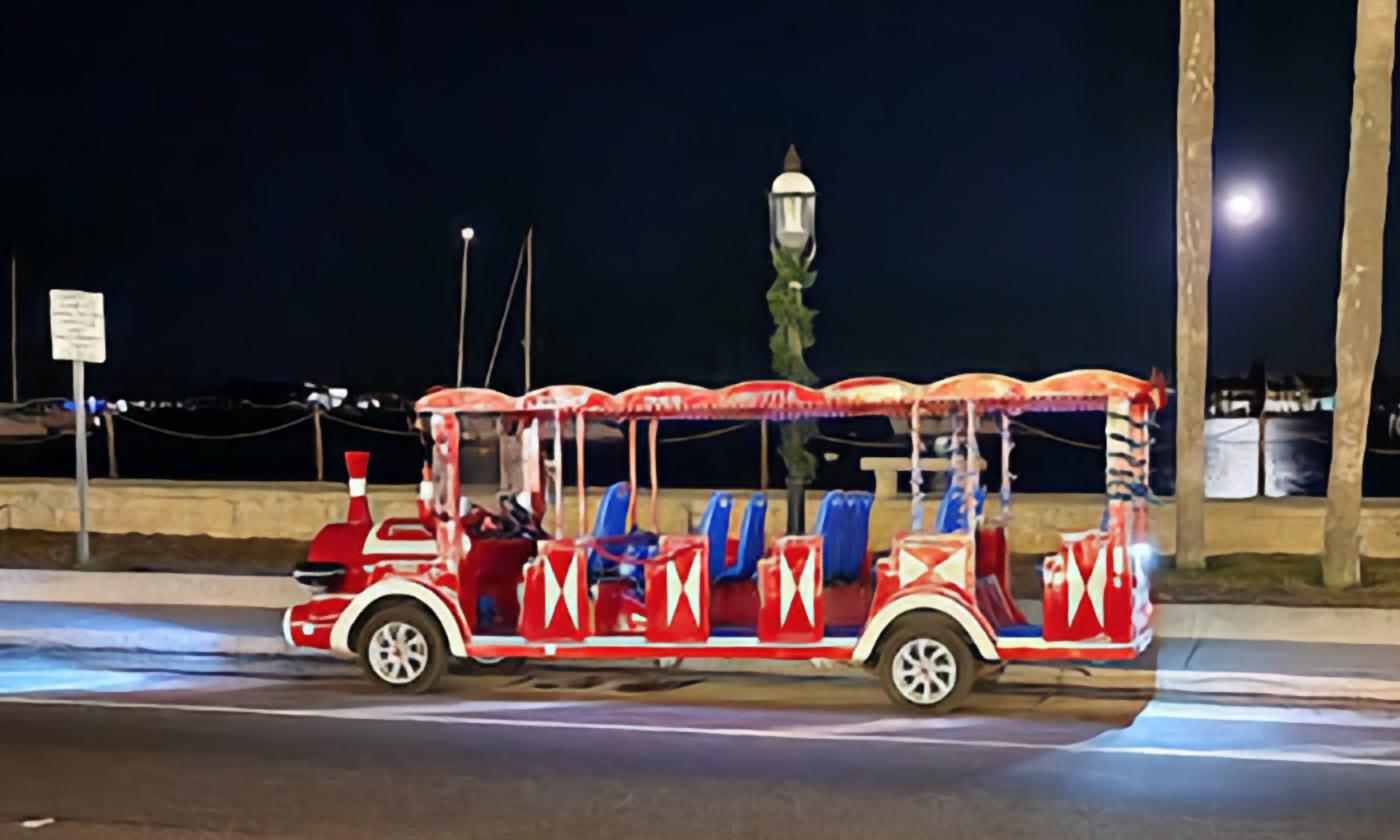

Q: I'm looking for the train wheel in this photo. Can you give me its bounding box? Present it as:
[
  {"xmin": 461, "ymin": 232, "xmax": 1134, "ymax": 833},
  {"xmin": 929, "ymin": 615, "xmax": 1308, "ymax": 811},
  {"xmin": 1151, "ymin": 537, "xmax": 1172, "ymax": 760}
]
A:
[
  {"xmin": 358, "ymin": 605, "xmax": 448, "ymax": 694},
  {"xmin": 877, "ymin": 615, "xmax": 974, "ymax": 714}
]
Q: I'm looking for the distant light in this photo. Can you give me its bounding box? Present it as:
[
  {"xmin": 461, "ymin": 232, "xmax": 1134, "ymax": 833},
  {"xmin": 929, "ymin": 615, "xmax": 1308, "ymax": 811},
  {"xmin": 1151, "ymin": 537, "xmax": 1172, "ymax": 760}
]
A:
[
  {"xmin": 1223, "ymin": 190, "xmax": 1263, "ymax": 226},
  {"xmin": 461, "ymin": 227, "xmax": 475, "ymax": 241},
  {"xmin": 1129, "ymin": 542, "xmax": 1157, "ymax": 573}
]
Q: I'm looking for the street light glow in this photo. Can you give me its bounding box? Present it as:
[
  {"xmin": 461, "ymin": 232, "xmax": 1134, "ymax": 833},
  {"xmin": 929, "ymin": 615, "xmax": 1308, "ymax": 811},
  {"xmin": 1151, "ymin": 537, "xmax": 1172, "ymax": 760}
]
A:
[
  {"xmin": 461, "ymin": 227, "xmax": 475, "ymax": 241},
  {"xmin": 1223, "ymin": 190, "xmax": 1263, "ymax": 226}
]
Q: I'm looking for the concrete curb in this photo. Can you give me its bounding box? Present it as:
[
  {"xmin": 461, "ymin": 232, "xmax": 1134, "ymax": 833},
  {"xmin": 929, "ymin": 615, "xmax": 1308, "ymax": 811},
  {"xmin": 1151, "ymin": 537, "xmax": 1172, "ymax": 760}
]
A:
[
  {"xmin": 6, "ymin": 570, "xmax": 1398, "ymax": 647},
  {"xmin": 0, "ymin": 626, "xmax": 306, "ymax": 658},
  {"xmin": 0, "ymin": 569, "xmax": 304, "ymax": 609}
]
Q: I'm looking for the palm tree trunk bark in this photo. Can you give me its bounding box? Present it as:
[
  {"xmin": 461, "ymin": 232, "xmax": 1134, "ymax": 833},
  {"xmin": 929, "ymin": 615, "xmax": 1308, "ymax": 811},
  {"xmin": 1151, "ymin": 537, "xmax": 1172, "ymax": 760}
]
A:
[
  {"xmin": 1174, "ymin": 0, "xmax": 1215, "ymax": 570},
  {"xmin": 1324, "ymin": 0, "xmax": 1396, "ymax": 589}
]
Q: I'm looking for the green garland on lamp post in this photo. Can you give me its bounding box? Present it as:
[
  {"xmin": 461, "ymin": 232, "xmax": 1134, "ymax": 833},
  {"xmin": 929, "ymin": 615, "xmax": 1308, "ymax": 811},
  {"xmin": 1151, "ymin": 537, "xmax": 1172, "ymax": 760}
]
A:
[
  {"xmin": 767, "ymin": 246, "xmax": 818, "ymax": 488},
  {"xmin": 766, "ymin": 145, "xmax": 819, "ymax": 533}
]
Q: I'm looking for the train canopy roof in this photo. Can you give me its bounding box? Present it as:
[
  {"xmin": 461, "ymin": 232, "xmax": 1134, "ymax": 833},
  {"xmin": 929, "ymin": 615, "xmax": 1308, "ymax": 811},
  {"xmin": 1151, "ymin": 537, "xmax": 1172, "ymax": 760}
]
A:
[{"xmin": 415, "ymin": 369, "xmax": 1167, "ymax": 420}]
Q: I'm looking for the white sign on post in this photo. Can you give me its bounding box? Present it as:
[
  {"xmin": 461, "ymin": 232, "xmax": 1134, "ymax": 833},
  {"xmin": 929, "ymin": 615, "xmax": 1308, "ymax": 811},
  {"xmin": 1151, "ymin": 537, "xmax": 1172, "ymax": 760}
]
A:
[
  {"xmin": 49, "ymin": 289, "xmax": 106, "ymax": 568},
  {"xmin": 50, "ymin": 290, "xmax": 106, "ymax": 363}
]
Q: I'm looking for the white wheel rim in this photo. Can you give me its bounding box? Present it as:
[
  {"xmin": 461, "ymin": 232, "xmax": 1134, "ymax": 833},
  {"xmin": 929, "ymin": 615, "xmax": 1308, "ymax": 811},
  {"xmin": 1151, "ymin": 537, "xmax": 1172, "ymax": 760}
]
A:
[
  {"xmin": 368, "ymin": 622, "xmax": 430, "ymax": 685},
  {"xmin": 891, "ymin": 638, "xmax": 957, "ymax": 706},
  {"xmin": 471, "ymin": 655, "xmax": 505, "ymax": 666}
]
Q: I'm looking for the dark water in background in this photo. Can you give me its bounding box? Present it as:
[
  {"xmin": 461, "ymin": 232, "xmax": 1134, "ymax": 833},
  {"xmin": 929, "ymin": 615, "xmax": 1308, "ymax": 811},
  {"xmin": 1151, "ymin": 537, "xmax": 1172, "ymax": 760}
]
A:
[{"xmin": 1, "ymin": 404, "xmax": 1392, "ymax": 497}]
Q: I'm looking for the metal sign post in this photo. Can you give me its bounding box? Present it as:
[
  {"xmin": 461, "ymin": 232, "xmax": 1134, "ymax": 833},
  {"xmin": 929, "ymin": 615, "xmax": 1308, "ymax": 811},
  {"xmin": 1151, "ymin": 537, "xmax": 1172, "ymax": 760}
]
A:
[{"xmin": 49, "ymin": 290, "xmax": 106, "ymax": 568}]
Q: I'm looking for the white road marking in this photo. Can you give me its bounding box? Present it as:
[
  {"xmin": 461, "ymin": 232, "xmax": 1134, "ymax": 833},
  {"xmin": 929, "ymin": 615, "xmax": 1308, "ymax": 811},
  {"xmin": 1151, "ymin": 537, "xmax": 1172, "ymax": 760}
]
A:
[
  {"xmin": 781, "ymin": 717, "xmax": 982, "ymax": 736},
  {"xmin": 326, "ymin": 699, "xmax": 595, "ymax": 718},
  {"xmin": 1138, "ymin": 700, "xmax": 1400, "ymax": 730},
  {"xmin": 5, "ymin": 694, "xmax": 1400, "ymax": 770}
]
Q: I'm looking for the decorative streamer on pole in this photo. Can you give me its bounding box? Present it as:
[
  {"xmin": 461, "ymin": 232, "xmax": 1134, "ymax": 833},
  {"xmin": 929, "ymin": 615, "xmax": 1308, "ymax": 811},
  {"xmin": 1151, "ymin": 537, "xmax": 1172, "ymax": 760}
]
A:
[
  {"xmin": 964, "ymin": 401, "xmax": 981, "ymax": 534},
  {"xmin": 1000, "ymin": 412, "xmax": 1014, "ymax": 519},
  {"xmin": 909, "ymin": 402, "xmax": 924, "ymax": 532},
  {"xmin": 552, "ymin": 409, "xmax": 563, "ymax": 538},
  {"xmin": 626, "ymin": 419, "xmax": 638, "ymax": 531},
  {"xmin": 648, "ymin": 418, "xmax": 659, "ymax": 532},
  {"xmin": 575, "ymin": 413, "xmax": 586, "ymax": 537}
]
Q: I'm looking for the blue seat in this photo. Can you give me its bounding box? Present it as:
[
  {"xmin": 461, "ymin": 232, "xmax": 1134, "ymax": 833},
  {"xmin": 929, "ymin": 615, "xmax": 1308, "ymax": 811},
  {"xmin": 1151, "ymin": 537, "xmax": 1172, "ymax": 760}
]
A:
[
  {"xmin": 698, "ymin": 491, "xmax": 734, "ymax": 583},
  {"xmin": 587, "ymin": 482, "xmax": 633, "ymax": 579},
  {"xmin": 845, "ymin": 491, "xmax": 874, "ymax": 582},
  {"xmin": 830, "ymin": 493, "xmax": 857, "ymax": 584},
  {"xmin": 812, "ymin": 490, "xmax": 847, "ymax": 585},
  {"xmin": 935, "ymin": 480, "xmax": 986, "ymax": 534},
  {"xmin": 717, "ymin": 493, "xmax": 766, "ymax": 583}
]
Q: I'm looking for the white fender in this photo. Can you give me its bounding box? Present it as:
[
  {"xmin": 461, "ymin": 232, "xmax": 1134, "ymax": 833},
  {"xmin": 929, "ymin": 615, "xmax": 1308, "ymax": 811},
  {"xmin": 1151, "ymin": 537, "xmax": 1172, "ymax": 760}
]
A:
[
  {"xmin": 330, "ymin": 578, "xmax": 469, "ymax": 658},
  {"xmin": 852, "ymin": 593, "xmax": 999, "ymax": 663}
]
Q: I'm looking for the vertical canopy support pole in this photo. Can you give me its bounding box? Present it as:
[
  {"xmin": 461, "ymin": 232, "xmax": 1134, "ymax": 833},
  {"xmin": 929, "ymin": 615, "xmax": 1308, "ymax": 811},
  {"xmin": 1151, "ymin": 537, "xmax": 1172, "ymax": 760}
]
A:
[
  {"xmin": 552, "ymin": 410, "xmax": 564, "ymax": 539},
  {"xmin": 964, "ymin": 401, "xmax": 982, "ymax": 536},
  {"xmin": 909, "ymin": 402, "xmax": 924, "ymax": 532},
  {"xmin": 999, "ymin": 412, "xmax": 1014, "ymax": 520},
  {"xmin": 575, "ymin": 413, "xmax": 587, "ymax": 538},
  {"xmin": 430, "ymin": 412, "xmax": 463, "ymax": 565},
  {"xmin": 760, "ymin": 419, "xmax": 769, "ymax": 490},
  {"xmin": 1104, "ymin": 397, "xmax": 1132, "ymax": 538},
  {"xmin": 1131, "ymin": 401, "xmax": 1152, "ymax": 544},
  {"xmin": 648, "ymin": 419, "xmax": 660, "ymax": 532},
  {"xmin": 626, "ymin": 419, "xmax": 638, "ymax": 532}
]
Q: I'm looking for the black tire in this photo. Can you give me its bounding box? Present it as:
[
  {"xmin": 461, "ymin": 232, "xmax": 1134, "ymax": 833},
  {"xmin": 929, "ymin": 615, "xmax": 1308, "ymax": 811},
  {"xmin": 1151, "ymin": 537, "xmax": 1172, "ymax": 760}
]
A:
[
  {"xmin": 356, "ymin": 604, "xmax": 448, "ymax": 694},
  {"xmin": 461, "ymin": 656, "xmax": 526, "ymax": 676},
  {"xmin": 876, "ymin": 614, "xmax": 975, "ymax": 714}
]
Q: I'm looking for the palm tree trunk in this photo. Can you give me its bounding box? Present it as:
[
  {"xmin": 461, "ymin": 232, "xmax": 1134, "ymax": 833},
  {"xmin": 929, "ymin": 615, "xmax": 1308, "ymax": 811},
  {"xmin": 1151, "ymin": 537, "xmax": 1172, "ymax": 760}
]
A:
[
  {"xmin": 1324, "ymin": 0, "xmax": 1397, "ymax": 589},
  {"xmin": 1174, "ymin": 0, "xmax": 1215, "ymax": 570}
]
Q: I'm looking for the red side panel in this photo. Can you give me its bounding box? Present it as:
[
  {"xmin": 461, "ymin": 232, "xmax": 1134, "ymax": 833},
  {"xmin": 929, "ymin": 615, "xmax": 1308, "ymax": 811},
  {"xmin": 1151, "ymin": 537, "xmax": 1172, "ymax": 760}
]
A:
[
  {"xmin": 466, "ymin": 537, "xmax": 535, "ymax": 632},
  {"xmin": 1043, "ymin": 528, "xmax": 1143, "ymax": 644},
  {"xmin": 869, "ymin": 532, "xmax": 976, "ymax": 619},
  {"xmin": 757, "ymin": 535, "xmax": 823, "ymax": 643},
  {"xmin": 594, "ymin": 579, "xmax": 647, "ymax": 634},
  {"xmin": 1044, "ymin": 532, "xmax": 1105, "ymax": 641},
  {"xmin": 974, "ymin": 527, "xmax": 1026, "ymax": 626},
  {"xmin": 517, "ymin": 539, "xmax": 592, "ymax": 641},
  {"xmin": 644, "ymin": 535, "xmax": 710, "ymax": 642},
  {"xmin": 1101, "ymin": 541, "xmax": 1137, "ymax": 643}
]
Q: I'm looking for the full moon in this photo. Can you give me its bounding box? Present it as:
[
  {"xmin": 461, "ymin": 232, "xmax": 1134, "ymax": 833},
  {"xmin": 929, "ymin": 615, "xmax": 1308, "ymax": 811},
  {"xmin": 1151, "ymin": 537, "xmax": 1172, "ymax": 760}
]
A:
[{"xmin": 1223, "ymin": 190, "xmax": 1263, "ymax": 226}]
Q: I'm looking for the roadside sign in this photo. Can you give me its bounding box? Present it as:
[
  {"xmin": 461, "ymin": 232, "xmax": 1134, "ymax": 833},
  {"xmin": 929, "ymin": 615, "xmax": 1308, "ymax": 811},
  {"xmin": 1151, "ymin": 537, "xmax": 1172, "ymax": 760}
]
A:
[
  {"xmin": 49, "ymin": 289, "xmax": 106, "ymax": 568},
  {"xmin": 49, "ymin": 289, "xmax": 106, "ymax": 364}
]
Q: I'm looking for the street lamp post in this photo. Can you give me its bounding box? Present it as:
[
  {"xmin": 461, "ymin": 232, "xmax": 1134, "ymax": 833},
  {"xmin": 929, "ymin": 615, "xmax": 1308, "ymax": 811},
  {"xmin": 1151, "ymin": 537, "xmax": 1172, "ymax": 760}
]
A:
[
  {"xmin": 767, "ymin": 145, "xmax": 819, "ymax": 533},
  {"xmin": 456, "ymin": 227, "xmax": 475, "ymax": 388}
]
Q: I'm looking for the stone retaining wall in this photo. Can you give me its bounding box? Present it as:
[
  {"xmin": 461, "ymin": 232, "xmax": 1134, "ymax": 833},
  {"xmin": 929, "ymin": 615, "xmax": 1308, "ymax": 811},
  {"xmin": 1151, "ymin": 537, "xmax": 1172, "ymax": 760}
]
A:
[{"xmin": 4, "ymin": 477, "xmax": 1399, "ymax": 557}]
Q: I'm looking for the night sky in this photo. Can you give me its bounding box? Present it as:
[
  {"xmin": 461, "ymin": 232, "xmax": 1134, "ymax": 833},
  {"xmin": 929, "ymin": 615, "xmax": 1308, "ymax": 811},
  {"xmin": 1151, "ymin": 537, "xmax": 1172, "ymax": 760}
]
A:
[{"xmin": 1, "ymin": 2, "xmax": 1388, "ymax": 401}]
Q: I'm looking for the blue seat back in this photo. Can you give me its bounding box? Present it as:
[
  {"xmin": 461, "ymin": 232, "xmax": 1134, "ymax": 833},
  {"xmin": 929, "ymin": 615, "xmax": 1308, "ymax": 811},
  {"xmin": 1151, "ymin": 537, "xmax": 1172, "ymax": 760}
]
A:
[
  {"xmin": 845, "ymin": 491, "xmax": 874, "ymax": 582},
  {"xmin": 698, "ymin": 491, "xmax": 734, "ymax": 582},
  {"xmin": 720, "ymin": 493, "xmax": 767, "ymax": 583},
  {"xmin": 587, "ymin": 482, "xmax": 632, "ymax": 578},
  {"xmin": 935, "ymin": 481, "xmax": 985, "ymax": 534},
  {"xmin": 812, "ymin": 490, "xmax": 846, "ymax": 584}
]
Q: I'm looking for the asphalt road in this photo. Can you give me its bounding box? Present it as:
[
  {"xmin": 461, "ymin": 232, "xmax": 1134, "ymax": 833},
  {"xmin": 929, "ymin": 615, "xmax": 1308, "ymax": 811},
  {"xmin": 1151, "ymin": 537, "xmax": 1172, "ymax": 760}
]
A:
[{"xmin": 3, "ymin": 651, "xmax": 1400, "ymax": 839}]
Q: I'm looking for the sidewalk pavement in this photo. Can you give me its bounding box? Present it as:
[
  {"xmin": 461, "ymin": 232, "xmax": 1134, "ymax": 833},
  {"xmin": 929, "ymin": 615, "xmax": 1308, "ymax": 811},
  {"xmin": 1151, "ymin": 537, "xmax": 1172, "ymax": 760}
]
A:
[{"xmin": 2, "ymin": 601, "xmax": 1399, "ymax": 704}]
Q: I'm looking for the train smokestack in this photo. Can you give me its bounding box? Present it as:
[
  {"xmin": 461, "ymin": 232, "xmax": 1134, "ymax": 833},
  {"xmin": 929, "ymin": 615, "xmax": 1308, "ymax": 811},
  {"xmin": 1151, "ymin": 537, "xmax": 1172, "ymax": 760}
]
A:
[{"xmin": 345, "ymin": 451, "xmax": 372, "ymax": 524}]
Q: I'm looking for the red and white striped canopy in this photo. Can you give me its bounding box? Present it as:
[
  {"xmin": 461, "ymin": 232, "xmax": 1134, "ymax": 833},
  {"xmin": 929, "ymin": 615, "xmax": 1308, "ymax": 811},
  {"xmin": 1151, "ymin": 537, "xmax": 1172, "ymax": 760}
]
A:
[{"xmin": 415, "ymin": 369, "xmax": 1166, "ymax": 419}]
